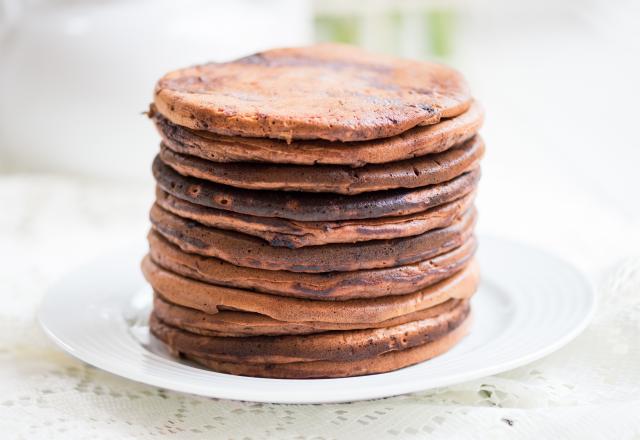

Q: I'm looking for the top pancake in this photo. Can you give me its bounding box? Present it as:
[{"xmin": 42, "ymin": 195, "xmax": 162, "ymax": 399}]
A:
[{"xmin": 153, "ymin": 44, "xmax": 472, "ymax": 142}]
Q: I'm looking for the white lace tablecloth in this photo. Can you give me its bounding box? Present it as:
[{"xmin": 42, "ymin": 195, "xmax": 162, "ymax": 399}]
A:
[{"xmin": 1, "ymin": 172, "xmax": 639, "ymax": 439}]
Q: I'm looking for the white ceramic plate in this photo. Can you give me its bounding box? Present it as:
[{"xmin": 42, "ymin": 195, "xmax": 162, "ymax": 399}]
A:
[{"xmin": 39, "ymin": 236, "xmax": 595, "ymax": 404}]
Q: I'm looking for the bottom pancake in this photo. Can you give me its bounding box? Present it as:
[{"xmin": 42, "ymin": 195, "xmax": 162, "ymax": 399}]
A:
[
  {"xmin": 152, "ymin": 312, "xmax": 472, "ymax": 379},
  {"xmin": 149, "ymin": 299, "xmax": 470, "ymax": 364}
]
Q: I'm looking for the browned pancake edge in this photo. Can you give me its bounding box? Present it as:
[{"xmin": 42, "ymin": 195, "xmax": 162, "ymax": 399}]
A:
[
  {"xmin": 158, "ymin": 136, "xmax": 484, "ymax": 194},
  {"xmin": 147, "ymin": 231, "xmax": 477, "ymax": 300},
  {"xmin": 152, "ymin": 311, "xmax": 472, "ymax": 378},
  {"xmin": 149, "ymin": 299, "xmax": 470, "ymax": 363},
  {"xmin": 153, "ymin": 155, "xmax": 480, "ymax": 221},
  {"xmin": 155, "ymin": 188, "xmax": 475, "ymax": 248},
  {"xmin": 149, "ymin": 205, "xmax": 476, "ymax": 272},
  {"xmin": 152, "ymin": 101, "xmax": 483, "ymax": 167},
  {"xmin": 141, "ymin": 257, "xmax": 479, "ymax": 324}
]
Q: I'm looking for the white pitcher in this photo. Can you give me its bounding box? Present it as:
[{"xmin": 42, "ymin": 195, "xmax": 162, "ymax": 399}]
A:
[{"xmin": 0, "ymin": 0, "xmax": 311, "ymax": 179}]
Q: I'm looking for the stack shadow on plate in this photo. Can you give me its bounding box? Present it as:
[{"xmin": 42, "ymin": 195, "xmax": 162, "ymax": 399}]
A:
[{"xmin": 142, "ymin": 44, "xmax": 484, "ymax": 378}]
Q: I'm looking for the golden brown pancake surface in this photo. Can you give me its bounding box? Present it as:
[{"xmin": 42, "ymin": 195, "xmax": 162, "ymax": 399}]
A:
[
  {"xmin": 154, "ymin": 44, "xmax": 471, "ymax": 142},
  {"xmin": 152, "ymin": 101, "xmax": 483, "ymax": 166}
]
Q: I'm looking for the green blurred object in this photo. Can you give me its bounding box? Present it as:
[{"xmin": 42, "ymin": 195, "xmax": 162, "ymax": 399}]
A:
[
  {"xmin": 426, "ymin": 9, "xmax": 455, "ymax": 58},
  {"xmin": 313, "ymin": 0, "xmax": 456, "ymax": 60},
  {"xmin": 314, "ymin": 14, "xmax": 359, "ymax": 44}
]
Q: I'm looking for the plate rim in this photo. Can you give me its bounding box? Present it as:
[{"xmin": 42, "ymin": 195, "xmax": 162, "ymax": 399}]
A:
[{"xmin": 38, "ymin": 235, "xmax": 596, "ymax": 404}]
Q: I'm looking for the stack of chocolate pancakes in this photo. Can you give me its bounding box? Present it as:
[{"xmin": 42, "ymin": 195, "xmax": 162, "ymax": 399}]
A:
[{"xmin": 143, "ymin": 44, "xmax": 484, "ymax": 378}]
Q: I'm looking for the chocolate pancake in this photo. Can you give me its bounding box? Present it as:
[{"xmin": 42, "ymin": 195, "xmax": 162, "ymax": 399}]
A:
[
  {"xmin": 148, "ymin": 231, "xmax": 476, "ymax": 300},
  {"xmin": 142, "ymin": 257, "xmax": 479, "ymax": 324},
  {"xmin": 154, "ymin": 44, "xmax": 471, "ymax": 142},
  {"xmin": 152, "ymin": 101, "xmax": 483, "ymax": 167},
  {"xmin": 179, "ymin": 317, "xmax": 470, "ymax": 378},
  {"xmin": 149, "ymin": 299, "xmax": 470, "ymax": 363},
  {"xmin": 159, "ymin": 136, "xmax": 484, "ymax": 194},
  {"xmin": 156, "ymin": 188, "xmax": 475, "ymax": 248},
  {"xmin": 153, "ymin": 156, "xmax": 479, "ymax": 221},
  {"xmin": 149, "ymin": 204, "xmax": 476, "ymax": 272},
  {"xmin": 153, "ymin": 295, "xmax": 471, "ymax": 337}
]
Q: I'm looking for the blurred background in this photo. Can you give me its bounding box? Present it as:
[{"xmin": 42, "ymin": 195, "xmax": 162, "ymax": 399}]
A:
[{"xmin": 1, "ymin": 0, "xmax": 639, "ymax": 271}]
